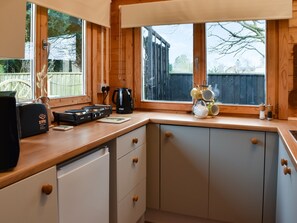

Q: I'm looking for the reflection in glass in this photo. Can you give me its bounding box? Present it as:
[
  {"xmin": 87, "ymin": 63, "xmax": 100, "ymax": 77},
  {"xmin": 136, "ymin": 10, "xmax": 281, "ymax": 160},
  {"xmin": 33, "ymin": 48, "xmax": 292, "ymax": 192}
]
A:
[{"xmin": 47, "ymin": 10, "xmax": 86, "ymax": 98}]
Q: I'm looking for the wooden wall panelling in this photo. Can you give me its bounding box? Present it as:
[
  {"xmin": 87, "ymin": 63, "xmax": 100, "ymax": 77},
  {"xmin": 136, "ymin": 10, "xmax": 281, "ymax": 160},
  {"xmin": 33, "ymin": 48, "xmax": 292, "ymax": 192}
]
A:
[
  {"xmin": 288, "ymin": 1, "xmax": 297, "ymax": 117},
  {"xmin": 104, "ymin": 27, "xmax": 111, "ymax": 104},
  {"xmin": 125, "ymin": 28, "xmax": 134, "ymax": 90},
  {"xmin": 278, "ymin": 20, "xmax": 289, "ymax": 119},
  {"xmin": 266, "ymin": 21, "xmax": 279, "ymax": 119},
  {"xmin": 110, "ymin": 0, "xmax": 125, "ymax": 96},
  {"xmin": 91, "ymin": 24, "xmax": 99, "ymax": 104},
  {"xmin": 134, "ymin": 28, "xmax": 141, "ymax": 106}
]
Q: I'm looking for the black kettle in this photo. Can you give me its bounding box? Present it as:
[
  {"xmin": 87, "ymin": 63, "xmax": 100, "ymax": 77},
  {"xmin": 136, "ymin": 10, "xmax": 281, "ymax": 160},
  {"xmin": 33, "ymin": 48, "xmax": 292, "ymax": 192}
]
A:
[{"xmin": 112, "ymin": 88, "xmax": 134, "ymax": 114}]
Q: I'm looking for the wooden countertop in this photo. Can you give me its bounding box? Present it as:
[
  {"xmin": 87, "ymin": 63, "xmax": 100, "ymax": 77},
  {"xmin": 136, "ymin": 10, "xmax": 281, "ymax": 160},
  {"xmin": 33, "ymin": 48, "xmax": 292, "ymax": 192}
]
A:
[{"xmin": 1, "ymin": 111, "xmax": 297, "ymax": 189}]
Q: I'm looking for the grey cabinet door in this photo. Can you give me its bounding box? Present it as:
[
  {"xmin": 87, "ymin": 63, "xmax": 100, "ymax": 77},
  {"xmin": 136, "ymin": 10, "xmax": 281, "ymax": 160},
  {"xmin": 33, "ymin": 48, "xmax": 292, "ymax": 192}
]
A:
[
  {"xmin": 276, "ymin": 138, "xmax": 297, "ymax": 223},
  {"xmin": 209, "ymin": 129, "xmax": 265, "ymax": 223},
  {"xmin": 160, "ymin": 125, "xmax": 209, "ymax": 218}
]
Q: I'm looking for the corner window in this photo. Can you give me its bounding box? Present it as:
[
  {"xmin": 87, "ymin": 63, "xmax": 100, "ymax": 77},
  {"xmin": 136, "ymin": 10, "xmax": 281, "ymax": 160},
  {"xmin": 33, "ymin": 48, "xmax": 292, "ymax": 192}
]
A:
[
  {"xmin": 206, "ymin": 21, "xmax": 266, "ymax": 105},
  {"xmin": 142, "ymin": 24, "xmax": 193, "ymax": 102}
]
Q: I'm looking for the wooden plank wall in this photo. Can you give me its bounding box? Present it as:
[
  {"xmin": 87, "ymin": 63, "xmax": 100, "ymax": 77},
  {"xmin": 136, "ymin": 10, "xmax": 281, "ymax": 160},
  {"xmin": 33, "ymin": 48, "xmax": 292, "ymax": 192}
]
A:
[
  {"xmin": 288, "ymin": 0, "xmax": 297, "ymax": 117},
  {"xmin": 110, "ymin": 0, "xmax": 297, "ymax": 119}
]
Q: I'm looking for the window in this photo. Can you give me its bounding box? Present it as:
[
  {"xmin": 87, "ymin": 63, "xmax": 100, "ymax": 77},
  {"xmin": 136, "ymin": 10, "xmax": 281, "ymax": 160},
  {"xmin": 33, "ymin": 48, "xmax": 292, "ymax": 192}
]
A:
[
  {"xmin": 47, "ymin": 10, "xmax": 86, "ymax": 98},
  {"xmin": 206, "ymin": 21, "xmax": 266, "ymax": 105},
  {"xmin": 137, "ymin": 20, "xmax": 271, "ymax": 113},
  {"xmin": 0, "ymin": 3, "xmax": 34, "ymax": 102},
  {"xmin": 142, "ymin": 24, "xmax": 193, "ymax": 102},
  {"xmin": 0, "ymin": 3, "xmax": 89, "ymax": 107}
]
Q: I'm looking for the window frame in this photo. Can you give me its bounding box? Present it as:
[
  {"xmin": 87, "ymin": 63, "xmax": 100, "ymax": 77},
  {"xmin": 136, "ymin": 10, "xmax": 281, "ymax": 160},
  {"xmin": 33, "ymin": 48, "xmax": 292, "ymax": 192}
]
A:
[
  {"xmin": 133, "ymin": 21, "xmax": 279, "ymax": 116},
  {"xmin": 35, "ymin": 6, "xmax": 92, "ymax": 108}
]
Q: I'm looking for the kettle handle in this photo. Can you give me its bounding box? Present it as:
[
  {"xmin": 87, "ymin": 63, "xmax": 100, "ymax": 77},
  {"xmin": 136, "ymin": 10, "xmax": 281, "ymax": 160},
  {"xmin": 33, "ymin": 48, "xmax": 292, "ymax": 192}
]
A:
[
  {"xmin": 112, "ymin": 89, "xmax": 118, "ymax": 104},
  {"xmin": 129, "ymin": 90, "xmax": 134, "ymax": 110}
]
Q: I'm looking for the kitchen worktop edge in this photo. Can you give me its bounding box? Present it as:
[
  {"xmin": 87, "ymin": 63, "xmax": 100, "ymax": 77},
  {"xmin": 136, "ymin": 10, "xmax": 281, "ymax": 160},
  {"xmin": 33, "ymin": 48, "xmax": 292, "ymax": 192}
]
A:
[{"xmin": 0, "ymin": 111, "xmax": 296, "ymax": 189}]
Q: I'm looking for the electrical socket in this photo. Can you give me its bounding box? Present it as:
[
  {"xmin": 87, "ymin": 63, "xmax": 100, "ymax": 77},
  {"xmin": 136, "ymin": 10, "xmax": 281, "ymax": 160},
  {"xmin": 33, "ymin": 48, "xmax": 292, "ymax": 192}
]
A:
[
  {"xmin": 98, "ymin": 83, "xmax": 106, "ymax": 93},
  {"xmin": 98, "ymin": 83, "xmax": 109, "ymax": 93}
]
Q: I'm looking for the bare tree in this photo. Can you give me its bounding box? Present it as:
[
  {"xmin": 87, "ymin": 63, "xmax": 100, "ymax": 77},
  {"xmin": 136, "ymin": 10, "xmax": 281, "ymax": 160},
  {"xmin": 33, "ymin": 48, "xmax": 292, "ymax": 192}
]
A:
[{"xmin": 207, "ymin": 21, "xmax": 265, "ymax": 58}]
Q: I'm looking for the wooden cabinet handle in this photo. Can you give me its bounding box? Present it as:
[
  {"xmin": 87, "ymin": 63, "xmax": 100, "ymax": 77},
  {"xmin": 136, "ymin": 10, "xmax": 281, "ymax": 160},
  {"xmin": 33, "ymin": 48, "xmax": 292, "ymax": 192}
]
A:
[
  {"xmin": 132, "ymin": 195, "xmax": 139, "ymax": 202},
  {"xmin": 132, "ymin": 157, "xmax": 139, "ymax": 164},
  {"xmin": 165, "ymin": 131, "xmax": 173, "ymax": 138},
  {"xmin": 283, "ymin": 166, "xmax": 292, "ymax": 175},
  {"xmin": 132, "ymin": 138, "xmax": 138, "ymax": 144},
  {"xmin": 281, "ymin": 158, "xmax": 288, "ymax": 166},
  {"xmin": 41, "ymin": 184, "xmax": 53, "ymax": 195},
  {"xmin": 250, "ymin": 138, "xmax": 258, "ymax": 144}
]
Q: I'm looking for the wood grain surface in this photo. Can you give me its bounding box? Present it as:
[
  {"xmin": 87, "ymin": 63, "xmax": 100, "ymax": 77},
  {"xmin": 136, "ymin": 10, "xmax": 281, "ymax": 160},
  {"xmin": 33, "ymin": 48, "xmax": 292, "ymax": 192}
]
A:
[{"xmin": 1, "ymin": 111, "xmax": 297, "ymax": 189}]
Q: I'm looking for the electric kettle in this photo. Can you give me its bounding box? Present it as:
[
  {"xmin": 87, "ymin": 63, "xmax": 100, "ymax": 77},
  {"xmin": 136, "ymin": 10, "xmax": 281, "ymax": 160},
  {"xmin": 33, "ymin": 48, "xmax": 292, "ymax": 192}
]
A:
[{"xmin": 112, "ymin": 88, "xmax": 134, "ymax": 114}]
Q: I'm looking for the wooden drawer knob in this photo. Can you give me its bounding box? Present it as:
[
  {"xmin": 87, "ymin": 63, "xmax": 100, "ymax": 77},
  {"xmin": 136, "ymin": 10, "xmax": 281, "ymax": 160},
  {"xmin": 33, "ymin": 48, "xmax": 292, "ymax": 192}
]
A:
[
  {"xmin": 132, "ymin": 138, "xmax": 138, "ymax": 144},
  {"xmin": 41, "ymin": 184, "xmax": 53, "ymax": 195},
  {"xmin": 250, "ymin": 138, "xmax": 258, "ymax": 144},
  {"xmin": 165, "ymin": 131, "xmax": 173, "ymax": 138},
  {"xmin": 283, "ymin": 166, "xmax": 291, "ymax": 175},
  {"xmin": 132, "ymin": 195, "xmax": 139, "ymax": 202},
  {"xmin": 281, "ymin": 158, "xmax": 288, "ymax": 166},
  {"xmin": 132, "ymin": 157, "xmax": 139, "ymax": 164}
]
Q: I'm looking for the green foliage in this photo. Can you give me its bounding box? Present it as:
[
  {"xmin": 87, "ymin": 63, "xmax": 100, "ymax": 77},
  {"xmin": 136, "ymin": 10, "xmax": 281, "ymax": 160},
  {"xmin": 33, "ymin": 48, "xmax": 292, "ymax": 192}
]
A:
[
  {"xmin": 172, "ymin": 54, "xmax": 192, "ymax": 73},
  {"xmin": 0, "ymin": 64, "xmax": 4, "ymax": 73}
]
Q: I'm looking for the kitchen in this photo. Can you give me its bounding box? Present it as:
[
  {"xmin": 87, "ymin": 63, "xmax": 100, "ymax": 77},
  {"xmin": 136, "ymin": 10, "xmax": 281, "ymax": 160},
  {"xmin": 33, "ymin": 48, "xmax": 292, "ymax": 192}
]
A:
[{"xmin": 0, "ymin": 0, "xmax": 297, "ymax": 223}]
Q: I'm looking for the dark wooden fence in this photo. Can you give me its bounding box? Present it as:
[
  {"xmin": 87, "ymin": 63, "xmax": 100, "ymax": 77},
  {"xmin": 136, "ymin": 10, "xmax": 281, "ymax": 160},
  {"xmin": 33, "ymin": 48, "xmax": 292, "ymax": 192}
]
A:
[
  {"xmin": 147, "ymin": 72, "xmax": 265, "ymax": 105},
  {"xmin": 143, "ymin": 27, "xmax": 170, "ymax": 101},
  {"xmin": 208, "ymin": 73, "xmax": 265, "ymax": 105}
]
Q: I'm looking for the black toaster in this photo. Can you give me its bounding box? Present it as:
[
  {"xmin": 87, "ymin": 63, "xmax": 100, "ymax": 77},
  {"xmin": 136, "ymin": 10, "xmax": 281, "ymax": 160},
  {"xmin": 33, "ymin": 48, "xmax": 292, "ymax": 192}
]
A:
[{"xmin": 17, "ymin": 103, "xmax": 49, "ymax": 138}]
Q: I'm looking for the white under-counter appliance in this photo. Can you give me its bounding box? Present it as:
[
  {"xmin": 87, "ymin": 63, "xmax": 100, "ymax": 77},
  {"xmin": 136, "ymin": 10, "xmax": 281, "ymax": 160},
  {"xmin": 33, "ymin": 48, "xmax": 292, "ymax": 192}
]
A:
[{"xmin": 57, "ymin": 146, "xmax": 109, "ymax": 223}]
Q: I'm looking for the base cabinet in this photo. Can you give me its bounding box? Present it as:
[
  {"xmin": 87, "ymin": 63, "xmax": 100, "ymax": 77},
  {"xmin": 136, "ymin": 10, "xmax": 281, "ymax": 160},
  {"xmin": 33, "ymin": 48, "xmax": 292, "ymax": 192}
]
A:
[
  {"xmin": 276, "ymin": 138, "xmax": 297, "ymax": 223},
  {"xmin": 111, "ymin": 126, "xmax": 147, "ymax": 223},
  {"xmin": 147, "ymin": 125, "xmax": 277, "ymax": 223},
  {"xmin": 0, "ymin": 167, "xmax": 58, "ymax": 223},
  {"xmin": 209, "ymin": 129, "xmax": 265, "ymax": 223},
  {"xmin": 160, "ymin": 125, "xmax": 209, "ymax": 218}
]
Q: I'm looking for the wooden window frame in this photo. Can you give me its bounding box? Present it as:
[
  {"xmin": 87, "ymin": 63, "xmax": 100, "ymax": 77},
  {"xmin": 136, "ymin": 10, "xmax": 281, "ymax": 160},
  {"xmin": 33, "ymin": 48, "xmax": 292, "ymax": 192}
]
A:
[
  {"xmin": 133, "ymin": 21, "xmax": 279, "ymax": 117},
  {"xmin": 35, "ymin": 6, "xmax": 92, "ymax": 109}
]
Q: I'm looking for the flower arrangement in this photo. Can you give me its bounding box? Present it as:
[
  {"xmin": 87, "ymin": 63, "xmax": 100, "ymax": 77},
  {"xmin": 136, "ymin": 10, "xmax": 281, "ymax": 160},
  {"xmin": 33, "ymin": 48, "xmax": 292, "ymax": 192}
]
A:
[{"xmin": 36, "ymin": 64, "xmax": 48, "ymax": 97}]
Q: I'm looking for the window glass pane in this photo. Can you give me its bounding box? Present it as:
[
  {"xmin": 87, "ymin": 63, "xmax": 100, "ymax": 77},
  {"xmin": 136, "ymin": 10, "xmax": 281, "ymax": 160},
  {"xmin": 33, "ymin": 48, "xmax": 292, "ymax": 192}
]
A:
[
  {"xmin": 0, "ymin": 3, "xmax": 34, "ymax": 102},
  {"xmin": 47, "ymin": 9, "xmax": 85, "ymax": 98},
  {"xmin": 206, "ymin": 21, "xmax": 266, "ymax": 105},
  {"xmin": 142, "ymin": 25, "xmax": 193, "ymax": 102}
]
